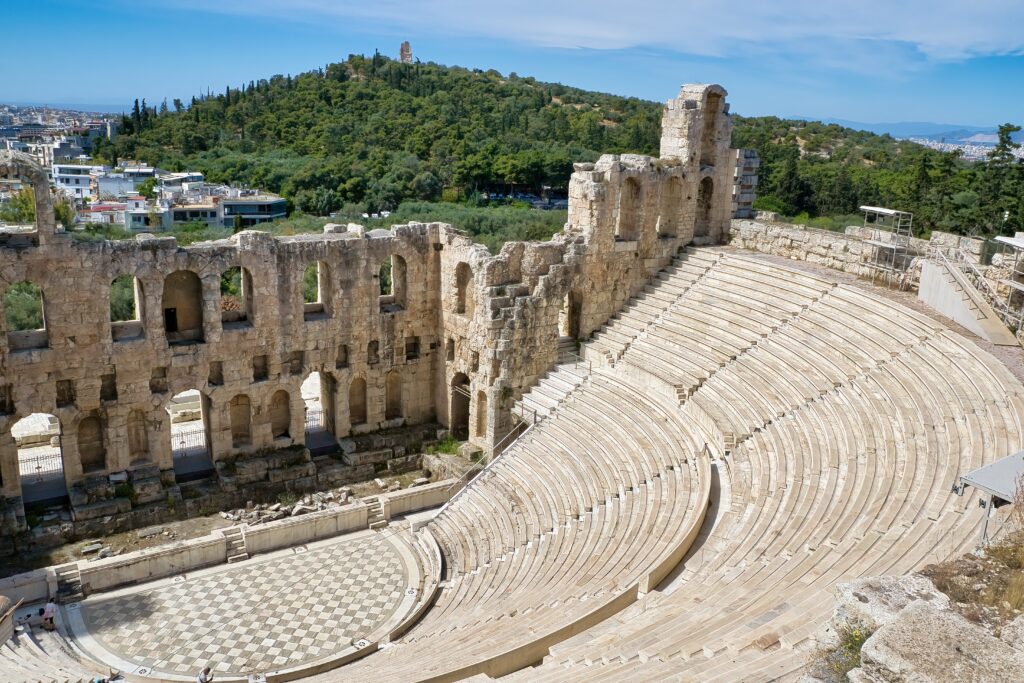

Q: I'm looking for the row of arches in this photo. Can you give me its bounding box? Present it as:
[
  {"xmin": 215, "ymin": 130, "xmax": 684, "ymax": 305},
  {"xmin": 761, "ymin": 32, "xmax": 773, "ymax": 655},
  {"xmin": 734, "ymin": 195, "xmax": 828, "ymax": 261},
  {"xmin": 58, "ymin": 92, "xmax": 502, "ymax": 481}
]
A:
[
  {"xmin": 5, "ymin": 255, "xmax": 475, "ymax": 351},
  {"xmin": 615, "ymin": 175, "xmax": 714, "ymax": 242}
]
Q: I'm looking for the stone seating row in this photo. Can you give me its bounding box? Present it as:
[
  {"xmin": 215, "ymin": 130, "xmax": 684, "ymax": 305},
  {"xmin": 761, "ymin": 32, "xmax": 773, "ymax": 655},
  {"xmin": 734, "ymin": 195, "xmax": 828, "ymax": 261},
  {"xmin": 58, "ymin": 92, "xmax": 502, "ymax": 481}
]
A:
[
  {"xmin": 513, "ymin": 362, "xmax": 588, "ymax": 423},
  {"xmin": 326, "ymin": 369, "xmax": 711, "ymax": 682},
  {"xmin": 498, "ymin": 261, "xmax": 1024, "ymax": 681},
  {"xmin": 0, "ymin": 624, "xmax": 108, "ymax": 683},
  {"xmin": 587, "ymin": 248, "xmax": 722, "ymax": 362},
  {"xmin": 416, "ymin": 372, "xmax": 703, "ymax": 629}
]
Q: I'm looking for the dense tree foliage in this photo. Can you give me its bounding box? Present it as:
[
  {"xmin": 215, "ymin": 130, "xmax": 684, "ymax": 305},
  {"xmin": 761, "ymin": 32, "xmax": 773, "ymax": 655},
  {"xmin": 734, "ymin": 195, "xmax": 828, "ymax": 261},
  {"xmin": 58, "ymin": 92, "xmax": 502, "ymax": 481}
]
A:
[
  {"xmin": 735, "ymin": 117, "xmax": 1024, "ymax": 236},
  {"xmin": 109, "ymin": 275, "xmax": 137, "ymax": 322},
  {"xmin": 0, "ymin": 188, "xmax": 76, "ymax": 229},
  {"xmin": 101, "ymin": 54, "xmax": 1021, "ymax": 238},
  {"xmin": 101, "ymin": 54, "xmax": 658, "ymax": 215},
  {"xmin": 4, "ymin": 282, "xmax": 44, "ymax": 331}
]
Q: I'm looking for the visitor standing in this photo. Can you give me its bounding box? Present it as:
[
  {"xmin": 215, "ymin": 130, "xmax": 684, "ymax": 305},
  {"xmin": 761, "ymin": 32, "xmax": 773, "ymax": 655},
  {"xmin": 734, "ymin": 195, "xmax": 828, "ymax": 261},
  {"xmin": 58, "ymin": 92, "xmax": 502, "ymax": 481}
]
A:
[
  {"xmin": 196, "ymin": 666, "xmax": 214, "ymax": 683},
  {"xmin": 41, "ymin": 599, "xmax": 56, "ymax": 631}
]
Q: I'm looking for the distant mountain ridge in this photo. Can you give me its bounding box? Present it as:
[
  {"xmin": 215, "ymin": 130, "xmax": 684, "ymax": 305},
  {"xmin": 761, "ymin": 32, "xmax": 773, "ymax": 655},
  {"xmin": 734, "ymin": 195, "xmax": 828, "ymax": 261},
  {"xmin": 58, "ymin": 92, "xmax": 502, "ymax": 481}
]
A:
[{"xmin": 808, "ymin": 118, "xmax": 1021, "ymax": 145}]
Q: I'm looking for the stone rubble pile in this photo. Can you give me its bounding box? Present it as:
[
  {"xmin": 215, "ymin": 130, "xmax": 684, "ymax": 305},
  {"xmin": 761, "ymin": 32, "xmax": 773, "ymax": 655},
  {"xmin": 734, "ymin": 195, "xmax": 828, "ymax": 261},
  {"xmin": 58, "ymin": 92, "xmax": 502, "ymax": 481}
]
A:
[{"xmin": 218, "ymin": 488, "xmax": 353, "ymax": 525}]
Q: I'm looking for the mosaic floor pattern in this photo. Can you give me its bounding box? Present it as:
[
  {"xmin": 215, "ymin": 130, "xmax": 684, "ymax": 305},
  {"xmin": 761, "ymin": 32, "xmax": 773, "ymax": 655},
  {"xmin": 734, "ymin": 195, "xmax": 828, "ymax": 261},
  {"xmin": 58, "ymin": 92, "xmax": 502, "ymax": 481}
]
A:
[{"xmin": 78, "ymin": 532, "xmax": 410, "ymax": 676}]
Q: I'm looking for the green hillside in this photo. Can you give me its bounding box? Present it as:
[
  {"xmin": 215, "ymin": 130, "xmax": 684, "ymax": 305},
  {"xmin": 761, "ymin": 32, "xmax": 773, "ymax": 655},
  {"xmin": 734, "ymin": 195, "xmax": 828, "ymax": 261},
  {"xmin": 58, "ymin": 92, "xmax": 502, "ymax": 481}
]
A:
[{"xmin": 96, "ymin": 54, "xmax": 1022, "ymax": 237}]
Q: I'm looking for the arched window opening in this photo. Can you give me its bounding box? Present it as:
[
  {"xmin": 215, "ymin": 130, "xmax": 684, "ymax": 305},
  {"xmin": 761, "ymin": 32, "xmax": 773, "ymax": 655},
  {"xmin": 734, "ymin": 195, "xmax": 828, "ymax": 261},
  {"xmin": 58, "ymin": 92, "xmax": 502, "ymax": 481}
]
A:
[
  {"xmin": 385, "ymin": 370, "xmax": 403, "ymax": 420},
  {"xmin": 270, "ymin": 390, "xmax": 292, "ymax": 440},
  {"xmin": 455, "ymin": 262, "xmax": 474, "ymax": 317},
  {"xmin": 162, "ymin": 270, "xmax": 204, "ymax": 344},
  {"xmin": 450, "ymin": 373, "xmax": 470, "ymax": 440},
  {"xmin": 229, "ymin": 394, "xmax": 252, "ymax": 448},
  {"xmin": 380, "ymin": 254, "xmax": 407, "ymax": 312},
  {"xmin": 13, "ymin": 413, "xmax": 68, "ymax": 508},
  {"xmin": 5, "ymin": 281, "xmax": 47, "ymax": 351},
  {"xmin": 616, "ymin": 177, "xmax": 641, "ymax": 242},
  {"xmin": 168, "ymin": 389, "xmax": 213, "ymax": 481},
  {"xmin": 695, "ymin": 177, "xmax": 714, "ymax": 240},
  {"xmin": 221, "ymin": 266, "xmax": 254, "ymax": 329},
  {"xmin": 474, "ymin": 390, "xmax": 489, "ymax": 440},
  {"xmin": 111, "ymin": 275, "xmax": 144, "ymax": 341},
  {"xmin": 302, "ymin": 371, "xmax": 338, "ymax": 454},
  {"xmin": 303, "ymin": 262, "xmax": 329, "ymax": 320},
  {"xmin": 77, "ymin": 414, "xmax": 107, "ymax": 473},
  {"xmin": 348, "ymin": 378, "xmax": 367, "ymax": 426},
  {"xmin": 659, "ymin": 176, "xmax": 683, "ymax": 238}
]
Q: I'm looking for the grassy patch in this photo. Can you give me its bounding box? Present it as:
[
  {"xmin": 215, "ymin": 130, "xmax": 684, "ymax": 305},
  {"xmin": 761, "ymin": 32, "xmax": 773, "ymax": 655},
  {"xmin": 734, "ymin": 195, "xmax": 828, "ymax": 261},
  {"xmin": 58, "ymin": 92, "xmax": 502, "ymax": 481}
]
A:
[
  {"xmin": 277, "ymin": 491, "xmax": 299, "ymax": 507},
  {"xmin": 922, "ymin": 530, "xmax": 1024, "ymax": 624},
  {"xmin": 808, "ymin": 621, "xmax": 873, "ymax": 682},
  {"xmin": 425, "ymin": 437, "xmax": 462, "ymax": 455}
]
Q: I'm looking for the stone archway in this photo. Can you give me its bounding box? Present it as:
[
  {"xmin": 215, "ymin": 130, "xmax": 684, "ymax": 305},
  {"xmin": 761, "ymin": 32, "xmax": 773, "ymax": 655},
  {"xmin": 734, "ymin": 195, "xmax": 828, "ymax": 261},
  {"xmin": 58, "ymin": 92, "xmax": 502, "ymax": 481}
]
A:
[
  {"xmin": 450, "ymin": 373, "xmax": 470, "ymax": 440},
  {"xmin": 162, "ymin": 271, "xmax": 205, "ymax": 344},
  {"xmin": 12, "ymin": 413, "xmax": 68, "ymax": 507},
  {"xmin": 0, "ymin": 151, "xmax": 57, "ymax": 235}
]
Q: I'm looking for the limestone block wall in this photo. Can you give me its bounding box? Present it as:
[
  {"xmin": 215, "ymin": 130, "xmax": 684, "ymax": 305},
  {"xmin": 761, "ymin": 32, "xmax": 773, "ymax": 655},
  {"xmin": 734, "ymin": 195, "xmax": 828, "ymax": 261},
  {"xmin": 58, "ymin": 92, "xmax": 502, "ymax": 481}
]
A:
[
  {"xmin": 0, "ymin": 222, "xmax": 443, "ymax": 531},
  {"xmin": 0, "ymin": 81, "xmax": 745, "ymax": 537},
  {"xmin": 729, "ymin": 219, "xmax": 874, "ymax": 276},
  {"xmin": 730, "ymin": 218, "xmax": 990, "ymax": 280}
]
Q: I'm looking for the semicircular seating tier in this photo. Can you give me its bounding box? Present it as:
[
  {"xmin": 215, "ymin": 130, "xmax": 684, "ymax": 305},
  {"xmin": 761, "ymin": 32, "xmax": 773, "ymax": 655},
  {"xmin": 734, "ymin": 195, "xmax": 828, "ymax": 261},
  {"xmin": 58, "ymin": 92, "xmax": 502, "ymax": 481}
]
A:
[
  {"xmin": 7, "ymin": 248, "xmax": 1021, "ymax": 683},
  {"xmin": 492, "ymin": 247, "xmax": 1024, "ymax": 682},
  {"xmin": 325, "ymin": 369, "xmax": 713, "ymax": 681},
  {"xmin": 0, "ymin": 623, "xmax": 111, "ymax": 683}
]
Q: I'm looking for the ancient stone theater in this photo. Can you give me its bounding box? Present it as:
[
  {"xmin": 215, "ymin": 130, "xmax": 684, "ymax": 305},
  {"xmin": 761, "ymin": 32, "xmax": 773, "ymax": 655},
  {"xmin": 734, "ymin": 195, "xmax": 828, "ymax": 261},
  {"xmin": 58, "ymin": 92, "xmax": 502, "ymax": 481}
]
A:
[{"xmin": 1, "ymin": 84, "xmax": 1021, "ymax": 682}]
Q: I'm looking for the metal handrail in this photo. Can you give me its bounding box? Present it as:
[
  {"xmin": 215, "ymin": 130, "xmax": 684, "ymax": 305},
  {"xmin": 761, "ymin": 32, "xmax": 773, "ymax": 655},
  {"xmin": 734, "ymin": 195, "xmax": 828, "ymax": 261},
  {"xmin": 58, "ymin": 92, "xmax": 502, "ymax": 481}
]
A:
[
  {"xmin": 557, "ymin": 348, "xmax": 592, "ymax": 374},
  {"xmin": 932, "ymin": 246, "xmax": 1019, "ymax": 329},
  {"xmin": 434, "ymin": 421, "xmax": 535, "ymax": 518},
  {"xmin": 948, "ymin": 248, "xmax": 1011, "ymax": 314}
]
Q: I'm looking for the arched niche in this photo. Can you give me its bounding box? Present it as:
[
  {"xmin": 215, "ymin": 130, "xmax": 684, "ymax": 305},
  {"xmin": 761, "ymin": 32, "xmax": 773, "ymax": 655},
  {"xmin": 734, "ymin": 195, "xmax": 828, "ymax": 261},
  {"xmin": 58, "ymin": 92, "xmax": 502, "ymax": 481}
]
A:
[{"xmin": 162, "ymin": 270, "xmax": 205, "ymax": 344}]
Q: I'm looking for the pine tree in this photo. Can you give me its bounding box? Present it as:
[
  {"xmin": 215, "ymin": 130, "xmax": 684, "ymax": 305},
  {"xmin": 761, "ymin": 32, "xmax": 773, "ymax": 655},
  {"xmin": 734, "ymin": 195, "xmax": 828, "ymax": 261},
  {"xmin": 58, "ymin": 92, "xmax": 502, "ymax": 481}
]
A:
[
  {"xmin": 774, "ymin": 147, "xmax": 808, "ymax": 215},
  {"xmin": 131, "ymin": 98, "xmax": 141, "ymax": 132}
]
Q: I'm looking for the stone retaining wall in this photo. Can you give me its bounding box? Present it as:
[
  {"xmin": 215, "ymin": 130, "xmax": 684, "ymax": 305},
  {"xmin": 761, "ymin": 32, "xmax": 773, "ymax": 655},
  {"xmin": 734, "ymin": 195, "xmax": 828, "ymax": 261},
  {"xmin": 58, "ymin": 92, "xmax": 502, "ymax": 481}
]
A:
[{"xmin": 0, "ymin": 478, "xmax": 457, "ymax": 601}]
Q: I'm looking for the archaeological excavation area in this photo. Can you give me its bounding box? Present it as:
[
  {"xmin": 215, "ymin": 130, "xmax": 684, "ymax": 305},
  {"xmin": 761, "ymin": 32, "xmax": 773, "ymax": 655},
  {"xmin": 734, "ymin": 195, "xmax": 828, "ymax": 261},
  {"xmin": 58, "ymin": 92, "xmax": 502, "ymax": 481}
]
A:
[{"xmin": 1, "ymin": 84, "xmax": 1022, "ymax": 682}]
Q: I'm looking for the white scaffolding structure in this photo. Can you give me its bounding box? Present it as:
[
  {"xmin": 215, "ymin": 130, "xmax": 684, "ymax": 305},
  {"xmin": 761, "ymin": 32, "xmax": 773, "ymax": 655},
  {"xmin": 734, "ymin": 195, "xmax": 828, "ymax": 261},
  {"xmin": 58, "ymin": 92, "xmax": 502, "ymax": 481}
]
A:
[
  {"xmin": 861, "ymin": 205, "xmax": 913, "ymax": 287},
  {"xmin": 994, "ymin": 235, "xmax": 1024, "ymax": 332}
]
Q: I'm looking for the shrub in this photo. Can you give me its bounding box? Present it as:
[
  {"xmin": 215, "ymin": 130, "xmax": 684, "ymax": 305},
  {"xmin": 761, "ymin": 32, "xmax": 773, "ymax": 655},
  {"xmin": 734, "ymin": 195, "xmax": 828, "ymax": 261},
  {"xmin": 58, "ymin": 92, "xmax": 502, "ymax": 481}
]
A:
[
  {"xmin": 810, "ymin": 621, "xmax": 873, "ymax": 681},
  {"xmin": 114, "ymin": 483, "xmax": 137, "ymax": 505}
]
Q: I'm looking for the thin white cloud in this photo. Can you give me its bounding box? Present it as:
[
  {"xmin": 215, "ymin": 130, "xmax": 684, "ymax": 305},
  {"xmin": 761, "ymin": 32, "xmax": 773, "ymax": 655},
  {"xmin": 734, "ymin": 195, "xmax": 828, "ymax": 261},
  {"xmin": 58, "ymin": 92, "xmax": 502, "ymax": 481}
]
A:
[{"xmin": 167, "ymin": 0, "xmax": 1024, "ymax": 61}]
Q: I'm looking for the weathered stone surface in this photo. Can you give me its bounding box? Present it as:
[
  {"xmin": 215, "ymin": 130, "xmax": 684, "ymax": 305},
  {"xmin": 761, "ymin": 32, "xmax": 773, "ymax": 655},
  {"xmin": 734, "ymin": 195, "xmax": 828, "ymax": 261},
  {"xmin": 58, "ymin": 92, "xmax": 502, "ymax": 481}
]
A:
[
  {"xmin": 0, "ymin": 83, "xmax": 743, "ymax": 546},
  {"xmin": 1000, "ymin": 614, "xmax": 1024, "ymax": 652},
  {"xmin": 856, "ymin": 601, "xmax": 1024, "ymax": 682},
  {"xmin": 835, "ymin": 574, "xmax": 950, "ymax": 630}
]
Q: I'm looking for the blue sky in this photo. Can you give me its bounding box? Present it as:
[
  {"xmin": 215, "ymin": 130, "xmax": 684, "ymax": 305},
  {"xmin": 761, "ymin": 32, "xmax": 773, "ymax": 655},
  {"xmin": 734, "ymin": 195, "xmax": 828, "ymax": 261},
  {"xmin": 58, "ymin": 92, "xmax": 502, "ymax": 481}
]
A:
[{"xmin": 2, "ymin": 0, "xmax": 1023, "ymax": 126}]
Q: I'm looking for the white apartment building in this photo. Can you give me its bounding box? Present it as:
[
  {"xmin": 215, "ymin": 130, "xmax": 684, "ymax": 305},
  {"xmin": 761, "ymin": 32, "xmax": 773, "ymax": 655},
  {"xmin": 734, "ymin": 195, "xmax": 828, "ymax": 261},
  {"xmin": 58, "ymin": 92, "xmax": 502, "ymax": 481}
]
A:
[{"xmin": 53, "ymin": 163, "xmax": 107, "ymax": 200}]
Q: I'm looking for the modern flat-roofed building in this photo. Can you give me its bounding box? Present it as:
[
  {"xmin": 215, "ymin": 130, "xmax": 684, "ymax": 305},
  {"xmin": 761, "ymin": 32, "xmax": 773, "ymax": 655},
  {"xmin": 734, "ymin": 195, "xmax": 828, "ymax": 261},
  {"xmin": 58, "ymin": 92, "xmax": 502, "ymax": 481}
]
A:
[
  {"xmin": 221, "ymin": 191, "xmax": 288, "ymax": 227},
  {"xmin": 53, "ymin": 163, "xmax": 107, "ymax": 200}
]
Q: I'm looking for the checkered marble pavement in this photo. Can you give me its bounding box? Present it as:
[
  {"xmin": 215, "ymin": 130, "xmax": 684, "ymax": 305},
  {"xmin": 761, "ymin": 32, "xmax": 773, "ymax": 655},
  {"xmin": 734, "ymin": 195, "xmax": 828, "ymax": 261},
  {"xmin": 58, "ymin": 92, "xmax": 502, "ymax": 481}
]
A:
[{"xmin": 80, "ymin": 534, "xmax": 408, "ymax": 676}]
